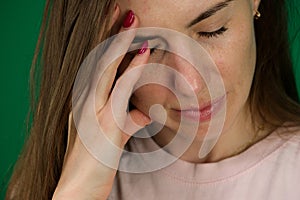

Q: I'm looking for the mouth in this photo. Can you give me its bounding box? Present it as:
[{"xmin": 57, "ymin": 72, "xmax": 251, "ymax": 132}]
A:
[{"xmin": 173, "ymin": 94, "xmax": 226, "ymax": 122}]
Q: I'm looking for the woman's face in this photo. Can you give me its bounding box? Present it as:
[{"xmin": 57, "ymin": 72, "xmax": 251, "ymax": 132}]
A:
[{"xmin": 116, "ymin": 0, "xmax": 260, "ymax": 142}]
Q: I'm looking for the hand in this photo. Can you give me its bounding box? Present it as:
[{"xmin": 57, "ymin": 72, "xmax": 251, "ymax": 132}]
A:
[{"xmin": 53, "ymin": 7, "xmax": 150, "ymax": 200}]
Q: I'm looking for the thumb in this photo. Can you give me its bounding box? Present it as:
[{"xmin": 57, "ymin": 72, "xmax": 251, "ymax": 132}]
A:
[{"xmin": 122, "ymin": 109, "xmax": 152, "ymax": 140}]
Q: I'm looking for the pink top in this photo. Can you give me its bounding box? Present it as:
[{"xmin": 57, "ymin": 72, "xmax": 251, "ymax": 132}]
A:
[{"xmin": 108, "ymin": 126, "xmax": 300, "ymax": 200}]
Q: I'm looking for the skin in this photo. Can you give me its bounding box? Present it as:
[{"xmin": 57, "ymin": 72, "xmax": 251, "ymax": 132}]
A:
[
  {"xmin": 116, "ymin": 0, "xmax": 265, "ymax": 162},
  {"xmin": 53, "ymin": 0, "xmax": 267, "ymax": 199}
]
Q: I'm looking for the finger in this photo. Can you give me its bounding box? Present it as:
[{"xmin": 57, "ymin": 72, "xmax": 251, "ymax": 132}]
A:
[
  {"xmin": 124, "ymin": 109, "xmax": 152, "ymax": 140},
  {"xmin": 99, "ymin": 45, "xmax": 150, "ymax": 120},
  {"xmin": 95, "ymin": 11, "xmax": 139, "ymax": 109},
  {"xmin": 122, "ymin": 41, "xmax": 149, "ymax": 74},
  {"xmin": 122, "ymin": 44, "xmax": 152, "ymax": 137},
  {"xmin": 111, "ymin": 43, "xmax": 150, "ymax": 115},
  {"xmin": 62, "ymin": 112, "xmax": 77, "ymax": 165},
  {"xmin": 108, "ymin": 4, "xmax": 120, "ymax": 31},
  {"xmin": 98, "ymin": 46, "xmax": 150, "ymax": 143}
]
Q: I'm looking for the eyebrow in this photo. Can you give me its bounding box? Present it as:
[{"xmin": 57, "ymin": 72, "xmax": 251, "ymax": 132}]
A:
[{"xmin": 187, "ymin": 0, "xmax": 234, "ymax": 28}]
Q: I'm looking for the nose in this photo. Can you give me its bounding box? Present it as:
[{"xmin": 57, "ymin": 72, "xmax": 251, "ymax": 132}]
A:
[{"xmin": 163, "ymin": 52, "xmax": 205, "ymax": 97}]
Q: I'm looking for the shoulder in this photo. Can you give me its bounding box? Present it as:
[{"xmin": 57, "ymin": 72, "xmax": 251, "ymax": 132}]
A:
[
  {"xmin": 277, "ymin": 124, "xmax": 300, "ymax": 143},
  {"xmin": 271, "ymin": 124, "xmax": 300, "ymax": 160},
  {"xmin": 257, "ymin": 124, "xmax": 300, "ymax": 164}
]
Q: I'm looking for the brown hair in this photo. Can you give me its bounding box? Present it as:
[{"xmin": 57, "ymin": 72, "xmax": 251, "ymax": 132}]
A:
[
  {"xmin": 251, "ymin": 0, "xmax": 300, "ymax": 127},
  {"xmin": 6, "ymin": 0, "xmax": 115, "ymax": 199},
  {"xmin": 6, "ymin": 0, "xmax": 300, "ymax": 199}
]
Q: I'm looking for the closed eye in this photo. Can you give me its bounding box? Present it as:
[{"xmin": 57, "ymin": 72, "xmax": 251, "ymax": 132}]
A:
[{"xmin": 197, "ymin": 26, "xmax": 228, "ymax": 38}]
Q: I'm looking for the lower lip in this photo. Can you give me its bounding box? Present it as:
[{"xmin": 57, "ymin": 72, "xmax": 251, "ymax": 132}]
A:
[{"xmin": 175, "ymin": 95, "xmax": 225, "ymax": 122}]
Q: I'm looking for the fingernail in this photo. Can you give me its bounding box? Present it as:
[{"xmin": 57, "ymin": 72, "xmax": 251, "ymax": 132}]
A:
[
  {"xmin": 123, "ymin": 10, "xmax": 135, "ymax": 28},
  {"xmin": 138, "ymin": 41, "xmax": 148, "ymax": 55}
]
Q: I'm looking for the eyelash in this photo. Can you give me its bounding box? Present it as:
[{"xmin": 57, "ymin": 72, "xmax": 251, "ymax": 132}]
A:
[
  {"xmin": 197, "ymin": 26, "xmax": 228, "ymax": 38},
  {"xmin": 149, "ymin": 27, "xmax": 228, "ymax": 54}
]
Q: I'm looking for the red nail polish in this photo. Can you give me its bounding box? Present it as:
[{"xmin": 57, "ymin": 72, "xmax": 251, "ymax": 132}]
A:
[
  {"xmin": 123, "ymin": 10, "xmax": 135, "ymax": 28},
  {"xmin": 138, "ymin": 41, "xmax": 148, "ymax": 55}
]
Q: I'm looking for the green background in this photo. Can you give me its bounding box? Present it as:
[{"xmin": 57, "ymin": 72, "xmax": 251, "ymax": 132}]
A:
[
  {"xmin": 0, "ymin": 1, "xmax": 299, "ymax": 199},
  {"xmin": 0, "ymin": 1, "xmax": 45, "ymax": 198}
]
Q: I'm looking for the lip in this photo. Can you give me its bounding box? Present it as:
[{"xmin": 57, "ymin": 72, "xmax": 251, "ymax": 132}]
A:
[{"xmin": 173, "ymin": 94, "xmax": 226, "ymax": 122}]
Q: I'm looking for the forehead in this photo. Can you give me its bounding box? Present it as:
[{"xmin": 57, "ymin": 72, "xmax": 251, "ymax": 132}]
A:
[
  {"xmin": 120, "ymin": 0, "xmax": 200, "ymax": 10},
  {"xmin": 116, "ymin": 0, "xmax": 222, "ymax": 27}
]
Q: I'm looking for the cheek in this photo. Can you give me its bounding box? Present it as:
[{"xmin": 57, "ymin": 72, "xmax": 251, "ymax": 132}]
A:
[
  {"xmin": 131, "ymin": 85, "xmax": 168, "ymax": 109},
  {"xmin": 213, "ymin": 23, "xmax": 256, "ymax": 96}
]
